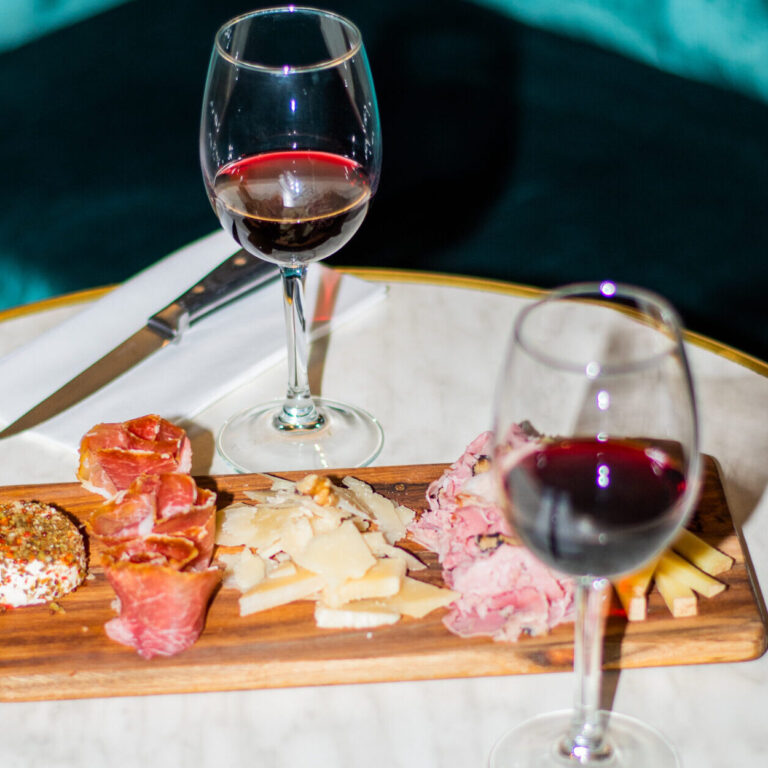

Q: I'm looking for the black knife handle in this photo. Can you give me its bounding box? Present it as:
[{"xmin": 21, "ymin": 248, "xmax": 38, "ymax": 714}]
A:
[{"xmin": 147, "ymin": 250, "xmax": 280, "ymax": 340}]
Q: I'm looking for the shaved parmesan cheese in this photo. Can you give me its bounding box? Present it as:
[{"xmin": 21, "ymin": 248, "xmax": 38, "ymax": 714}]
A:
[
  {"xmin": 362, "ymin": 531, "xmax": 426, "ymax": 571},
  {"xmin": 342, "ymin": 476, "xmax": 407, "ymax": 543},
  {"xmin": 216, "ymin": 503, "xmax": 259, "ymax": 546},
  {"xmin": 293, "ymin": 519, "xmax": 375, "ymax": 584},
  {"xmin": 220, "ymin": 502, "xmax": 307, "ymax": 552},
  {"xmin": 218, "ymin": 473, "xmax": 447, "ymax": 631},
  {"xmin": 218, "ymin": 548, "xmax": 267, "ymax": 592},
  {"xmin": 315, "ymin": 602, "xmax": 401, "ymax": 629},
  {"xmin": 267, "ymin": 560, "xmax": 297, "ymax": 579},
  {"xmin": 395, "ymin": 504, "xmax": 416, "ymax": 528},
  {"xmin": 322, "ymin": 556, "xmax": 406, "ymax": 608},
  {"xmin": 239, "ymin": 567, "xmax": 324, "ymax": 616},
  {"xmin": 278, "ymin": 515, "xmax": 315, "ymax": 559},
  {"xmin": 374, "ymin": 577, "xmax": 459, "ymax": 619}
]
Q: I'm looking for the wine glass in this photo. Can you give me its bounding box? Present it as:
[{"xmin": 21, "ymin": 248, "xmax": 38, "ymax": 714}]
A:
[
  {"xmin": 199, "ymin": 6, "xmax": 383, "ymax": 472},
  {"xmin": 491, "ymin": 282, "xmax": 701, "ymax": 767}
]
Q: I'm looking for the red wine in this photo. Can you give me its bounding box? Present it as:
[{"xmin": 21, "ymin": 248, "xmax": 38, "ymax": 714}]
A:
[
  {"xmin": 504, "ymin": 439, "xmax": 687, "ymax": 577},
  {"xmin": 212, "ymin": 150, "xmax": 371, "ymax": 265}
]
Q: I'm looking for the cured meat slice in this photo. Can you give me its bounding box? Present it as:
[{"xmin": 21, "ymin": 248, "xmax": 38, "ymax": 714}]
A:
[
  {"xmin": 103, "ymin": 534, "xmax": 199, "ymax": 570},
  {"xmin": 90, "ymin": 473, "xmax": 217, "ymax": 571},
  {"xmin": 408, "ymin": 427, "xmax": 575, "ymax": 641},
  {"xmin": 79, "ymin": 415, "xmax": 222, "ymax": 658},
  {"xmin": 78, "ymin": 414, "xmax": 192, "ymax": 498},
  {"xmin": 103, "ymin": 559, "xmax": 221, "ymax": 659},
  {"xmin": 88, "ymin": 488, "xmax": 155, "ymax": 542}
]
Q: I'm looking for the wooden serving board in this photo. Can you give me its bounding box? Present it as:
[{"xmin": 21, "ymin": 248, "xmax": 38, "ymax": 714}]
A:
[{"xmin": 0, "ymin": 456, "xmax": 765, "ymax": 702}]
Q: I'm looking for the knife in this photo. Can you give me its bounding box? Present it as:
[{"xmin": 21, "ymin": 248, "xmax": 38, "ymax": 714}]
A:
[{"xmin": 0, "ymin": 250, "xmax": 279, "ymax": 438}]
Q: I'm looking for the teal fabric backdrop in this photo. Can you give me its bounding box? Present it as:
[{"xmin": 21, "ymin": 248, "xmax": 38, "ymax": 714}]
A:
[
  {"xmin": 1, "ymin": 0, "xmax": 767, "ymax": 361},
  {"xmin": 1, "ymin": 0, "xmax": 131, "ymax": 52},
  {"xmin": 473, "ymin": 0, "xmax": 768, "ymax": 104}
]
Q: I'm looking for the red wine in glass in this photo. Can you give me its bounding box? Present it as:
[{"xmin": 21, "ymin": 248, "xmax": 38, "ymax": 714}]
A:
[
  {"xmin": 491, "ymin": 281, "xmax": 700, "ymax": 767},
  {"xmin": 199, "ymin": 7, "xmax": 383, "ymax": 472},
  {"xmin": 213, "ymin": 150, "xmax": 371, "ymax": 266},
  {"xmin": 504, "ymin": 438, "xmax": 687, "ymax": 577}
]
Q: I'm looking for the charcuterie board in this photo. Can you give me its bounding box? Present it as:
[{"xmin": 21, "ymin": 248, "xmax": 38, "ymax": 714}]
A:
[{"xmin": 0, "ymin": 455, "xmax": 764, "ymax": 702}]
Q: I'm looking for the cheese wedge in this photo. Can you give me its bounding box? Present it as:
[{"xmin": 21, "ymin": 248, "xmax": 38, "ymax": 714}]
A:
[
  {"xmin": 314, "ymin": 601, "xmax": 401, "ymax": 629},
  {"xmin": 219, "ymin": 548, "xmax": 267, "ymax": 592},
  {"xmin": 239, "ymin": 566, "xmax": 324, "ymax": 616},
  {"xmin": 372, "ymin": 576, "xmax": 459, "ymax": 619},
  {"xmin": 342, "ymin": 476, "xmax": 407, "ymax": 543},
  {"xmin": 267, "ymin": 560, "xmax": 298, "ymax": 579},
  {"xmin": 292, "ymin": 519, "xmax": 376, "ymax": 584},
  {"xmin": 362, "ymin": 531, "xmax": 426, "ymax": 571},
  {"xmin": 321, "ymin": 556, "xmax": 406, "ymax": 608}
]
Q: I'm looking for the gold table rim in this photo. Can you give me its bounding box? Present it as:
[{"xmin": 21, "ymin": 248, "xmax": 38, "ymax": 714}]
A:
[{"xmin": 2, "ymin": 267, "xmax": 766, "ymax": 378}]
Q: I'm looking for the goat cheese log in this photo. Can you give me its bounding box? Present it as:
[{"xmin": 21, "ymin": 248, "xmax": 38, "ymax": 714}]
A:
[
  {"xmin": 408, "ymin": 428, "xmax": 575, "ymax": 641},
  {"xmin": 0, "ymin": 501, "xmax": 87, "ymax": 607}
]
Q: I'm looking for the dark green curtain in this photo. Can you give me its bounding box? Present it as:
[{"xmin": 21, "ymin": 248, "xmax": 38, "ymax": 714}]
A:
[{"xmin": 1, "ymin": 0, "xmax": 767, "ymax": 360}]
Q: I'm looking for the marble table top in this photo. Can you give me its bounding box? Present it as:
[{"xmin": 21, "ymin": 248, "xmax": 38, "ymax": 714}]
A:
[{"xmin": 0, "ymin": 267, "xmax": 765, "ymax": 767}]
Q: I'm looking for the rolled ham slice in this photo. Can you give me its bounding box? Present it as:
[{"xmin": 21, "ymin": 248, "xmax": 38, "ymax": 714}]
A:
[
  {"xmin": 78, "ymin": 414, "xmax": 192, "ymax": 499},
  {"xmin": 103, "ymin": 559, "xmax": 221, "ymax": 659},
  {"xmin": 78, "ymin": 414, "xmax": 221, "ymax": 659},
  {"xmin": 90, "ymin": 474, "xmax": 217, "ymax": 572}
]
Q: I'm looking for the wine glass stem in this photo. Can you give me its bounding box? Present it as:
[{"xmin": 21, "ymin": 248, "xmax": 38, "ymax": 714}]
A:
[
  {"xmin": 561, "ymin": 576, "xmax": 612, "ymax": 763},
  {"xmin": 276, "ymin": 265, "xmax": 324, "ymax": 431}
]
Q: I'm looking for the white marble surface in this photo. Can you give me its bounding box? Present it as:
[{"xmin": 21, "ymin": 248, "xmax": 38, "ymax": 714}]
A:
[{"xmin": 0, "ymin": 272, "xmax": 766, "ymax": 768}]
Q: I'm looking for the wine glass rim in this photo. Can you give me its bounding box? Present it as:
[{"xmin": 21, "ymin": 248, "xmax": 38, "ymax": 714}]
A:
[
  {"xmin": 514, "ymin": 281, "xmax": 686, "ymax": 376},
  {"xmin": 214, "ymin": 5, "xmax": 363, "ymax": 73}
]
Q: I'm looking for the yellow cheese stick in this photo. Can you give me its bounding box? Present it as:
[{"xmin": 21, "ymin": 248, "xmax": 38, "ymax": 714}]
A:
[
  {"xmin": 656, "ymin": 550, "xmax": 726, "ymax": 598},
  {"xmin": 672, "ymin": 529, "xmax": 734, "ymax": 576},
  {"xmin": 613, "ymin": 558, "xmax": 658, "ymax": 621},
  {"xmin": 654, "ymin": 569, "xmax": 698, "ymax": 618}
]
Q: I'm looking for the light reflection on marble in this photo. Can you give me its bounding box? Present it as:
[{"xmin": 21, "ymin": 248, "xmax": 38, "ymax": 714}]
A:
[{"xmin": 0, "ymin": 278, "xmax": 766, "ymax": 767}]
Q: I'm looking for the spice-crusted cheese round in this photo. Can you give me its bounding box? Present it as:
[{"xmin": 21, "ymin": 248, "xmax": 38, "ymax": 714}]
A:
[{"xmin": 0, "ymin": 501, "xmax": 87, "ymax": 607}]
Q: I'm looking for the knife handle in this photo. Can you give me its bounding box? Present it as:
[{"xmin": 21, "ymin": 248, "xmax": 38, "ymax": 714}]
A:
[{"xmin": 147, "ymin": 250, "xmax": 280, "ymax": 340}]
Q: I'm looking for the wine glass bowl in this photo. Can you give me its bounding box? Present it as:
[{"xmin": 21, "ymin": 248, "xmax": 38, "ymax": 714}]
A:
[
  {"xmin": 200, "ymin": 6, "xmax": 383, "ymax": 472},
  {"xmin": 491, "ymin": 282, "xmax": 700, "ymax": 767}
]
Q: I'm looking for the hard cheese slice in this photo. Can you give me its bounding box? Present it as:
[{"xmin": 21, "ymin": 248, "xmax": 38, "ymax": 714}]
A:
[
  {"xmin": 292, "ymin": 519, "xmax": 375, "ymax": 585},
  {"xmin": 322, "ymin": 556, "xmax": 406, "ymax": 608},
  {"xmin": 239, "ymin": 566, "xmax": 324, "ymax": 616}
]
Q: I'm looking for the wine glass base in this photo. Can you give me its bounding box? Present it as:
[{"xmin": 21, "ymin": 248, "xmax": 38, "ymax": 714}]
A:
[
  {"xmin": 488, "ymin": 710, "xmax": 679, "ymax": 768},
  {"xmin": 216, "ymin": 397, "xmax": 384, "ymax": 473}
]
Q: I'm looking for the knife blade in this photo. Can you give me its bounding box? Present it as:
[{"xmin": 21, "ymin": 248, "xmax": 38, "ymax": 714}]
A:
[{"xmin": 0, "ymin": 250, "xmax": 279, "ymax": 438}]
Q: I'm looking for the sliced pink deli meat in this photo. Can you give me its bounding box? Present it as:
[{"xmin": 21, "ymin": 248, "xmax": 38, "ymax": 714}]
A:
[{"xmin": 409, "ymin": 427, "xmax": 575, "ymax": 641}]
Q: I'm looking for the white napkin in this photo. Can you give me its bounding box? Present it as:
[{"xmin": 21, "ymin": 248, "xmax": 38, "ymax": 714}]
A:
[{"xmin": 0, "ymin": 230, "xmax": 386, "ymax": 451}]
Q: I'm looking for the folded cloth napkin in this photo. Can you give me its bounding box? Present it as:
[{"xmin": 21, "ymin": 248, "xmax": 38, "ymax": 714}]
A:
[{"xmin": 0, "ymin": 230, "xmax": 386, "ymax": 451}]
